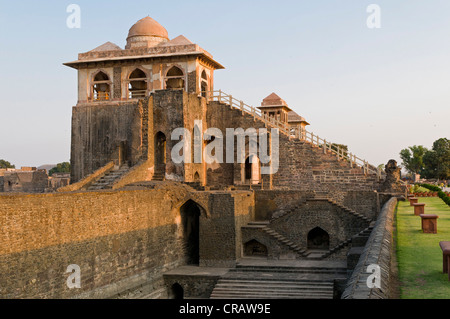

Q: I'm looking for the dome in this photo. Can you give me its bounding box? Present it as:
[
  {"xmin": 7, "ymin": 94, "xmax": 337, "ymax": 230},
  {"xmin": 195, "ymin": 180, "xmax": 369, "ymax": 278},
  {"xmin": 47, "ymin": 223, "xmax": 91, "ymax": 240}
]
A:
[{"xmin": 127, "ymin": 16, "xmax": 169, "ymax": 40}]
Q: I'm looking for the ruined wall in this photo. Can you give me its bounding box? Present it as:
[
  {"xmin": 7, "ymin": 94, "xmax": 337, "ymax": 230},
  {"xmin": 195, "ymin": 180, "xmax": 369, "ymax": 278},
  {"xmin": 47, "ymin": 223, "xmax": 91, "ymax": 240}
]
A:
[
  {"xmin": 1, "ymin": 171, "xmax": 49, "ymax": 193},
  {"xmin": 0, "ymin": 183, "xmax": 253, "ymax": 298},
  {"xmin": 70, "ymin": 101, "xmax": 143, "ymax": 183}
]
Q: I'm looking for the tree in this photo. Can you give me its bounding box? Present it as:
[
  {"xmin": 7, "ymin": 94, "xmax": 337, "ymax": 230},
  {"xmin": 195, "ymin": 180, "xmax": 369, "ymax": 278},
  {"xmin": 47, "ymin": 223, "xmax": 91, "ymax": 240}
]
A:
[
  {"xmin": 0, "ymin": 159, "xmax": 15, "ymax": 169},
  {"xmin": 399, "ymin": 145, "xmax": 427, "ymax": 175},
  {"xmin": 423, "ymin": 138, "xmax": 450, "ymax": 180},
  {"xmin": 49, "ymin": 162, "xmax": 71, "ymax": 176}
]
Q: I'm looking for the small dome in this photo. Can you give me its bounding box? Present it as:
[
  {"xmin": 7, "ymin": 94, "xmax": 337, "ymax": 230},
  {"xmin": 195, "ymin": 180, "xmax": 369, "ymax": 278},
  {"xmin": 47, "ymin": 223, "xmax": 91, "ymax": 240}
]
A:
[{"xmin": 127, "ymin": 16, "xmax": 169, "ymax": 40}]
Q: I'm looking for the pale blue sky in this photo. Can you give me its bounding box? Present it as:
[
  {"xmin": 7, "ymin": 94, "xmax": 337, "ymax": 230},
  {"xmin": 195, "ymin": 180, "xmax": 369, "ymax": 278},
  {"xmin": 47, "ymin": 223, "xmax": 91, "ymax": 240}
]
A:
[{"xmin": 0, "ymin": 0, "xmax": 449, "ymax": 168}]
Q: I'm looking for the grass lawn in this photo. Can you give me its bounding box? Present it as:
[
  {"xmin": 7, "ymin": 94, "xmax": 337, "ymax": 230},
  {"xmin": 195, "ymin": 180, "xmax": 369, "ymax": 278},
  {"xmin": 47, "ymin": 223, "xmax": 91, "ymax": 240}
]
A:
[{"xmin": 396, "ymin": 197, "xmax": 450, "ymax": 298}]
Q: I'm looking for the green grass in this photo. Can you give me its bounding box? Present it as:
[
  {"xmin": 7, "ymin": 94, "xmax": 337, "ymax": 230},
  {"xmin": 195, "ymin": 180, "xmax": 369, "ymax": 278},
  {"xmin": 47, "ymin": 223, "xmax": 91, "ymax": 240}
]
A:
[{"xmin": 396, "ymin": 197, "xmax": 450, "ymax": 298}]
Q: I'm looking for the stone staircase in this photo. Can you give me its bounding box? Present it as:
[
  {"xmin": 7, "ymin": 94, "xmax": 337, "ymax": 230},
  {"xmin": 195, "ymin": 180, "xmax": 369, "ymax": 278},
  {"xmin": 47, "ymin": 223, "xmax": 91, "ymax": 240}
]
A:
[
  {"xmin": 320, "ymin": 226, "xmax": 373, "ymax": 259},
  {"xmin": 152, "ymin": 164, "xmax": 165, "ymax": 181},
  {"xmin": 210, "ymin": 260, "xmax": 346, "ymax": 299},
  {"xmin": 242, "ymin": 194, "xmax": 374, "ymax": 260},
  {"xmin": 205, "ymin": 90, "xmax": 384, "ymax": 179},
  {"xmin": 244, "ymin": 221, "xmax": 309, "ymax": 257},
  {"xmin": 87, "ymin": 164, "xmax": 130, "ymax": 190}
]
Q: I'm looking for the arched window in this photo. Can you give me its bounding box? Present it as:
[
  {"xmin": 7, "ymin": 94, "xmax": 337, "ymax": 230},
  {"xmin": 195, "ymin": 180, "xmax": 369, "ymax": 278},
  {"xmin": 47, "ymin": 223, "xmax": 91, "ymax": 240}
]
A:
[
  {"xmin": 201, "ymin": 70, "xmax": 208, "ymax": 98},
  {"xmin": 165, "ymin": 66, "xmax": 185, "ymax": 89},
  {"xmin": 92, "ymin": 71, "xmax": 111, "ymax": 101},
  {"xmin": 128, "ymin": 68, "xmax": 147, "ymax": 99}
]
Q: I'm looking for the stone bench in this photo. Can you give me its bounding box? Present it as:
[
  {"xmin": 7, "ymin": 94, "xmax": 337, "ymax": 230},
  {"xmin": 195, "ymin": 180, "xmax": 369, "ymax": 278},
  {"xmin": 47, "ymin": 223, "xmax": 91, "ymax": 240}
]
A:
[
  {"xmin": 409, "ymin": 197, "xmax": 418, "ymax": 206},
  {"xmin": 439, "ymin": 241, "xmax": 450, "ymax": 281},
  {"xmin": 413, "ymin": 203, "xmax": 426, "ymax": 216},
  {"xmin": 419, "ymin": 214, "xmax": 438, "ymax": 234}
]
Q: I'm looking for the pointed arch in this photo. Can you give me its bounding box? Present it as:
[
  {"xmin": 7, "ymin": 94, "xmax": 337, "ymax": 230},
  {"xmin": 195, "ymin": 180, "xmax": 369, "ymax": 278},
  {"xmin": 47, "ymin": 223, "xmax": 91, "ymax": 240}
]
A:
[
  {"xmin": 168, "ymin": 283, "xmax": 184, "ymax": 299},
  {"xmin": 307, "ymin": 227, "xmax": 330, "ymax": 250},
  {"xmin": 128, "ymin": 68, "xmax": 148, "ymax": 99},
  {"xmin": 92, "ymin": 70, "xmax": 111, "ymax": 101},
  {"xmin": 200, "ymin": 70, "xmax": 208, "ymax": 98},
  {"xmin": 165, "ymin": 65, "xmax": 185, "ymax": 89}
]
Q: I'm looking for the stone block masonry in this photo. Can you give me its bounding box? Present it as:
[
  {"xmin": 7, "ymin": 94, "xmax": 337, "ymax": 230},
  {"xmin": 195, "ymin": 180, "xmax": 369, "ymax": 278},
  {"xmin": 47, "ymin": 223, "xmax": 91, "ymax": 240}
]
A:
[
  {"xmin": 341, "ymin": 197, "xmax": 399, "ymax": 299},
  {"xmin": 0, "ymin": 183, "xmax": 254, "ymax": 298}
]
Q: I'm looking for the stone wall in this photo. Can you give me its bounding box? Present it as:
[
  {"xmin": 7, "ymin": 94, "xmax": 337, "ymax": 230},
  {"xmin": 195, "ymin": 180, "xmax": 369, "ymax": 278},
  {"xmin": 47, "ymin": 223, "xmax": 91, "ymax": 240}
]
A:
[
  {"xmin": 199, "ymin": 191, "xmax": 254, "ymax": 267},
  {"xmin": 0, "ymin": 183, "xmax": 252, "ymax": 299},
  {"xmin": 341, "ymin": 196, "xmax": 398, "ymax": 299},
  {"xmin": 243, "ymin": 198, "xmax": 371, "ymax": 260},
  {"xmin": 254, "ymin": 189, "xmax": 380, "ymax": 221},
  {"xmin": 70, "ymin": 101, "xmax": 143, "ymax": 183}
]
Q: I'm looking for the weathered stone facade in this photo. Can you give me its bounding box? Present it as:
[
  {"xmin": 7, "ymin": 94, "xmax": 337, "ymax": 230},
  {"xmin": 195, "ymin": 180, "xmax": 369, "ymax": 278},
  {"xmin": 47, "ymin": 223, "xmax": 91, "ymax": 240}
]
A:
[{"xmin": 0, "ymin": 16, "xmax": 404, "ymax": 299}]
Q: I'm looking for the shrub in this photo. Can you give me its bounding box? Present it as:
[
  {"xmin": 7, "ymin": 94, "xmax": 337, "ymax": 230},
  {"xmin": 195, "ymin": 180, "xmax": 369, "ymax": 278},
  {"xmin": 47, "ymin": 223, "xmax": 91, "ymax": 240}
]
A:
[{"xmin": 420, "ymin": 184, "xmax": 450, "ymax": 206}]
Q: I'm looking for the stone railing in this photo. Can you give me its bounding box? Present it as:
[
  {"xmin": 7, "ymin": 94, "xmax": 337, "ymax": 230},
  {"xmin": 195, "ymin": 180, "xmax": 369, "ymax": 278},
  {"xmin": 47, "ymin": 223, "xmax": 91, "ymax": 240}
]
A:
[
  {"xmin": 341, "ymin": 197, "xmax": 398, "ymax": 299},
  {"xmin": 203, "ymin": 90, "xmax": 383, "ymax": 179}
]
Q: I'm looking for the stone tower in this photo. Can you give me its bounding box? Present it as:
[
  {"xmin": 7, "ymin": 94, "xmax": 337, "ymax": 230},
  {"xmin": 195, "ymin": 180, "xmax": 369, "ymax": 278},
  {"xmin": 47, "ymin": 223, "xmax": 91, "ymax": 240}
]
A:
[{"xmin": 64, "ymin": 16, "xmax": 224, "ymax": 183}]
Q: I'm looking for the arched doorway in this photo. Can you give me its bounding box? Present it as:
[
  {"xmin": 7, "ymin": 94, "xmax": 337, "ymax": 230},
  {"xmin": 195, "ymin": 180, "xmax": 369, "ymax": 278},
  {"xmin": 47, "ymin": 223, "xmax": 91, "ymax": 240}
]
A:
[
  {"xmin": 307, "ymin": 227, "xmax": 330, "ymax": 250},
  {"xmin": 180, "ymin": 200, "xmax": 200, "ymax": 265},
  {"xmin": 193, "ymin": 172, "xmax": 200, "ymax": 182},
  {"xmin": 169, "ymin": 283, "xmax": 184, "ymax": 299},
  {"xmin": 155, "ymin": 132, "xmax": 166, "ymax": 176},
  {"xmin": 244, "ymin": 155, "xmax": 260, "ymax": 184}
]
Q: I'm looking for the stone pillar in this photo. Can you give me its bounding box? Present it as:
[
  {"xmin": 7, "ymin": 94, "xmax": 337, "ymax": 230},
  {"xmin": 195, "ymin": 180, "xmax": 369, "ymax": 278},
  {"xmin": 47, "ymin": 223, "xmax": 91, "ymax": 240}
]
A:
[{"xmin": 413, "ymin": 203, "xmax": 425, "ymax": 216}]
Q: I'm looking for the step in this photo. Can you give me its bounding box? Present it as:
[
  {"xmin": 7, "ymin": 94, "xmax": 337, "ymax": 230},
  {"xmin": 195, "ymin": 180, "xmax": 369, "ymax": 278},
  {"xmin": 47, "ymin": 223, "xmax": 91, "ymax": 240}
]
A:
[
  {"xmin": 230, "ymin": 268, "xmax": 347, "ymax": 275},
  {"xmin": 210, "ymin": 294, "xmax": 331, "ymax": 299},
  {"xmin": 215, "ymin": 282, "xmax": 332, "ymax": 290},
  {"xmin": 211, "ymin": 289, "xmax": 333, "ymax": 298},
  {"xmin": 211, "ymin": 292, "xmax": 333, "ymax": 298},
  {"xmin": 248, "ymin": 221, "xmax": 270, "ymax": 226}
]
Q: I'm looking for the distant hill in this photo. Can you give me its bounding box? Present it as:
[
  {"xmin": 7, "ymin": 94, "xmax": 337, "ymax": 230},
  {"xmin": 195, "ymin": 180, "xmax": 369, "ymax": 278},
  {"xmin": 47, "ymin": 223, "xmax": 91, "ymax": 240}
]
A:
[{"xmin": 37, "ymin": 164, "xmax": 56, "ymax": 173}]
